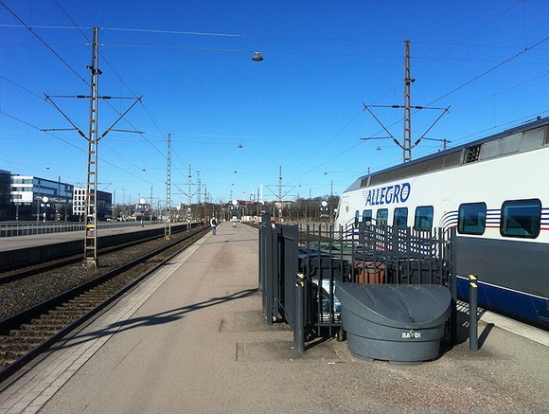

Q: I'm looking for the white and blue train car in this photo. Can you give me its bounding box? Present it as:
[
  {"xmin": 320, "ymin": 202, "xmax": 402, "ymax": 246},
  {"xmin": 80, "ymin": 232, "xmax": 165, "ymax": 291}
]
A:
[{"xmin": 334, "ymin": 116, "xmax": 549, "ymax": 330}]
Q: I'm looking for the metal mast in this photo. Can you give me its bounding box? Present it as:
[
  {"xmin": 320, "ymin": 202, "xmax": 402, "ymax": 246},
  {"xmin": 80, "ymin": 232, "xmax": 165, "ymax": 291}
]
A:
[
  {"xmin": 265, "ymin": 165, "xmax": 295, "ymax": 205},
  {"xmin": 187, "ymin": 164, "xmax": 192, "ymax": 221},
  {"xmin": 278, "ymin": 166, "xmax": 282, "ymax": 201},
  {"xmin": 165, "ymin": 133, "xmax": 172, "ymax": 239},
  {"xmin": 84, "ymin": 27, "xmax": 101, "ymax": 267},
  {"xmin": 362, "ymin": 40, "xmax": 448, "ymax": 163},
  {"xmin": 403, "ymin": 39, "xmax": 414, "ymax": 163},
  {"xmin": 42, "ymin": 27, "xmax": 142, "ymax": 265},
  {"xmin": 196, "ymin": 170, "xmax": 201, "ymax": 220},
  {"xmin": 197, "ymin": 171, "xmax": 201, "ymax": 205}
]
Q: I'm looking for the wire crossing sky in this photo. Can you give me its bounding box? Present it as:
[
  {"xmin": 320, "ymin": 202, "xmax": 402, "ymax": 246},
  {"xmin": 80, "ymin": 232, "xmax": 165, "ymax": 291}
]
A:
[{"xmin": 1, "ymin": 0, "xmax": 548, "ymax": 205}]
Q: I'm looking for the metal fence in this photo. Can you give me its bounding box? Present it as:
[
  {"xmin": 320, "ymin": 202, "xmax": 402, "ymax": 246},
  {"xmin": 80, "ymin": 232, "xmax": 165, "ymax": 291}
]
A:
[
  {"xmin": 0, "ymin": 220, "xmax": 157, "ymax": 238},
  {"xmin": 259, "ymin": 215, "xmax": 457, "ymax": 352}
]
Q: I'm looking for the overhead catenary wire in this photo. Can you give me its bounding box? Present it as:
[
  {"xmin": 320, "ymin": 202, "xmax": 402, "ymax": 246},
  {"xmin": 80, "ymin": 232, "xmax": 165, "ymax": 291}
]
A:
[
  {"xmin": 52, "ymin": 1, "xmax": 167, "ymax": 161},
  {"xmin": 425, "ymin": 36, "xmax": 549, "ymax": 109},
  {"xmin": 0, "ymin": 1, "xmax": 89, "ymax": 87},
  {"xmin": 2, "ymin": 1, "xmax": 548, "ymax": 201},
  {"xmin": 0, "ymin": 7, "xmax": 168, "ymax": 200},
  {"xmin": 9, "ymin": 6, "xmax": 169, "ymax": 189}
]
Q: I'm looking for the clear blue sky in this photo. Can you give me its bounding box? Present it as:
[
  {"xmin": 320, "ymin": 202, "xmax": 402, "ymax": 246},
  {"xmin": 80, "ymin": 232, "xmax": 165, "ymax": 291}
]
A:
[{"xmin": 1, "ymin": 0, "xmax": 548, "ymax": 207}]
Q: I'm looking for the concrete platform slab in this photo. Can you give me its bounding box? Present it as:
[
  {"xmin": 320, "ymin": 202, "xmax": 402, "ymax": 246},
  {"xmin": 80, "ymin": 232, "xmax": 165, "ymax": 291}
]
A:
[
  {"xmin": 229, "ymin": 309, "xmax": 292, "ymax": 333},
  {"xmin": 236, "ymin": 340, "xmax": 339, "ymax": 363}
]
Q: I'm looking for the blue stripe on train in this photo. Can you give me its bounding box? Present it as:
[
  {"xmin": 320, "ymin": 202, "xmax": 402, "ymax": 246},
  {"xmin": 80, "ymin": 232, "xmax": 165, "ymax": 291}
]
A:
[{"xmin": 456, "ymin": 276, "xmax": 549, "ymax": 331}]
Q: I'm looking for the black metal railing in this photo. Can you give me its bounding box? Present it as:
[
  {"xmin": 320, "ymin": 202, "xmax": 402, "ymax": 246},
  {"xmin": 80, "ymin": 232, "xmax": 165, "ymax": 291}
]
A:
[{"xmin": 259, "ymin": 215, "xmax": 457, "ymax": 352}]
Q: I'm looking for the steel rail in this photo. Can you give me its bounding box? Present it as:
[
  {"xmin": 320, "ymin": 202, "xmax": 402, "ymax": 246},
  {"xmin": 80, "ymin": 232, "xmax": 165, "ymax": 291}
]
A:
[{"xmin": 0, "ymin": 225, "xmax": 209, "ymax": 386}]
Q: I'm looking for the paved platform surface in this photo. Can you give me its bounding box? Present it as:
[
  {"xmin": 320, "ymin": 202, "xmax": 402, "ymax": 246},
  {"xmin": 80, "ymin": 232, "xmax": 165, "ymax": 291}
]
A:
[{"xmin": 1, "ymin": 223, "xmax": 549, "ymax": 413}]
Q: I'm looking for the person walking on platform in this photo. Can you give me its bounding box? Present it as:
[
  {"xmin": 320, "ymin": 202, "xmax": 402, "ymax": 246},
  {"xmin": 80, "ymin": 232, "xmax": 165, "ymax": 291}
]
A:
[{"xmin": 210, "ymin": 216, "xmax": 217, "ymax": 235}]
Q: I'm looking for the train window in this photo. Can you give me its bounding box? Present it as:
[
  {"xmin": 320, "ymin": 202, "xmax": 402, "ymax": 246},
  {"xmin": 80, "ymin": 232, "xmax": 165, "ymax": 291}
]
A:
[
  {"xmin": 414, "ymin": 206, "xmax": 434, "ymax": 231},
  {"xmin": 458, "ymin": 203, "xmax": 486, "ymax": 235},
  {"xmin": 501, "ymin": 199, "xmax": 541, "ymax": 238},
  {"xmin": 376, "ymin": 209, "xmax": 388, "ymax": 226},
  {"xmin": 362, "ymin": 209, "xmax": 372, "ymax": 225},
  {"xmin": 354, "ymin": 210, "xmax": 360, "ymax": 227},
  {"xmin": 394, "ymin": 207, "xmax": 408, "ymax": 228}
]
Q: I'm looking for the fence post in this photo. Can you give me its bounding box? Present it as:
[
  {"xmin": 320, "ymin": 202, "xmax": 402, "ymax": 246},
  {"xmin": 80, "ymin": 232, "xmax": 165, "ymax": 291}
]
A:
[
  {"xmin": 259, "ymin": 214, "xmax": 276, "ymax": 325},
  {"xmin": 265, "ymin": 220, "xmax": 277, "ymax": 325},
  {"xmin": 448, "ymin": 227, "xmax": 458, "ymax": 346},
  {"xmin": 294, "ymin": 272, "xmax": 305, "ymax": 353},
  {"xmin": 469, "ymin": 274, "xmax": 478, "ymax": 352}
]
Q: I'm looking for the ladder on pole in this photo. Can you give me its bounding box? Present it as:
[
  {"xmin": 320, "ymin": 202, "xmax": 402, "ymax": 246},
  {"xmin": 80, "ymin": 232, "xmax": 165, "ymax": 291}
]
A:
[{"xmin": 84, "ymin": 27, "xmax": 100, "ymax": 267}]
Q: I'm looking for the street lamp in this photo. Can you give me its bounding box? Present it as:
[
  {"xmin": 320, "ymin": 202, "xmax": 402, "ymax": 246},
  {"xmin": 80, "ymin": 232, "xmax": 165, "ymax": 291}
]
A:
[
  {"xmin": 36, "ymin": 196, "xmax": 49, "ymax": 223},
  {"xmin": 320, "ymin": 200, "xmax": 328, "ymax": 220},
  {"xmin": 157, "ymin": 199, "xmax": 163, "ymax": 221},
  {"xmin": 176, "ymin": 203, "xmax": 181, "ymax": 222},
  {"xmin": 252, "ymin": 51, "xmax": 264, "ymax": 62}
]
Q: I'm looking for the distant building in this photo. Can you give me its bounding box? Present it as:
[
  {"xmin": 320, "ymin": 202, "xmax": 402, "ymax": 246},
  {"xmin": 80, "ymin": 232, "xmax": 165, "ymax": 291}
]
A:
[
  {"xmin": 73, "ymin": 187, "xmax": 112, "ymax": 220},
  {"xmin": 9, "ymin": 175, "xmax": 74, "ymax": 221},
  {"xmin": 73, "ymin": 187, "xmax": 86, "ymax": 218},
  {"xmin": 134, "ymin": 198, "xmax": 150, "ymax": 221},
  {"xmin": 0, "ymin": 170, "xmax": 11, "ymax": 220},
  {"xmin": 0, "ymin": 174, "xmax": 114, "ymax": 222}
]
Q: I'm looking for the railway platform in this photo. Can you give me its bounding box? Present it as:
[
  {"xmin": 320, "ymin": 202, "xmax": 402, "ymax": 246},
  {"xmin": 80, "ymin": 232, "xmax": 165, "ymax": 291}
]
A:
[
  {"xmin": 0, "ymin": 221, "xmax": 170, "ymax": 251},
  {"xmin": 0, "ymin": 221, "xmax": 191, "ymax": 270},
  {"xmin": 1, "ymin": 222, "xmax": 549, "ymax": 413}
]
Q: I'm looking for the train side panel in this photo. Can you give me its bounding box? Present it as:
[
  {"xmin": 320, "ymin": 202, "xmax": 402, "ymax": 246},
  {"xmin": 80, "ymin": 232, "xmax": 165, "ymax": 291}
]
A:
[{"xmin": 335, "ymin": 119, "xmax": 549, "ymax": 329}]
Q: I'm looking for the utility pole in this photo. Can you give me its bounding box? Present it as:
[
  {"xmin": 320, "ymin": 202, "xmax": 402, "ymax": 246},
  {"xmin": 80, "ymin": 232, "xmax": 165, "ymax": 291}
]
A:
[
  {"xmin": 329, "ymin": 180, "xmax": 334, "ymax": 223},
  {"xmin": 81, "ymin": 28, "xmax": 142, "ymax": 266},
  {"xmin": 83, "ymin": 27, "xmax": 101, "ymax": 267},
  {"xmin": 278, "ymin": 166, "xmax": 283, "ymax": 202},
  {"xmin": 149, "ymin": 186, "xmax": 153, "ymax": 220},
  {"xmin": 44, "ymin": 27, "xmax": 142, "ymax": 266},
  {"xmin": 265, "ymin": 166, "xmax": 294, "ymax": 202},
  {"xmin": 187, "ymin": 164, "xmax": 194, "ymax": 226},
  {"xmin": 403, "ymin": 39, "xmax": 413, "ymax": 163},
  {"xmin": 362, "ymin": 40, "xmax": 449, "ymax": 163},
  {"xmin": 196, "ymin": 170, "xmax": 201, "ymax": 219},
  {"xmin": 197, "ymin": 171, "xmax": 201, "ymax": 205},
  {"xmin": 165, "ymin": 133, "xmax": 172, "ymax": 239}
]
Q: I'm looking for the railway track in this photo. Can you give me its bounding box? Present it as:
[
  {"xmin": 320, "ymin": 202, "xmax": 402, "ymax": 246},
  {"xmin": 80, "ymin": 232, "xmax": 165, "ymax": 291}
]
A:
[{"xmin": 0, "ymin": 225, "xmax": 210, "ymax": 385}]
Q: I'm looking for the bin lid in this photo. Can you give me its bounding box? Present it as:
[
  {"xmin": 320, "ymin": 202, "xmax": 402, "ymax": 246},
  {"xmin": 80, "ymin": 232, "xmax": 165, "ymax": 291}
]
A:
[{"xmin": 335, "ymin": 283, "xmax": 451, "ymax": 329}]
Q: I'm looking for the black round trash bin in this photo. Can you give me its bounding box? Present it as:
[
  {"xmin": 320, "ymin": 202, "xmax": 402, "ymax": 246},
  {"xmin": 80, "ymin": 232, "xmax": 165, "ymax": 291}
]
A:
[{"xmin": 335, "ymin": 283, "xmax": 452, "ymax": 364}]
